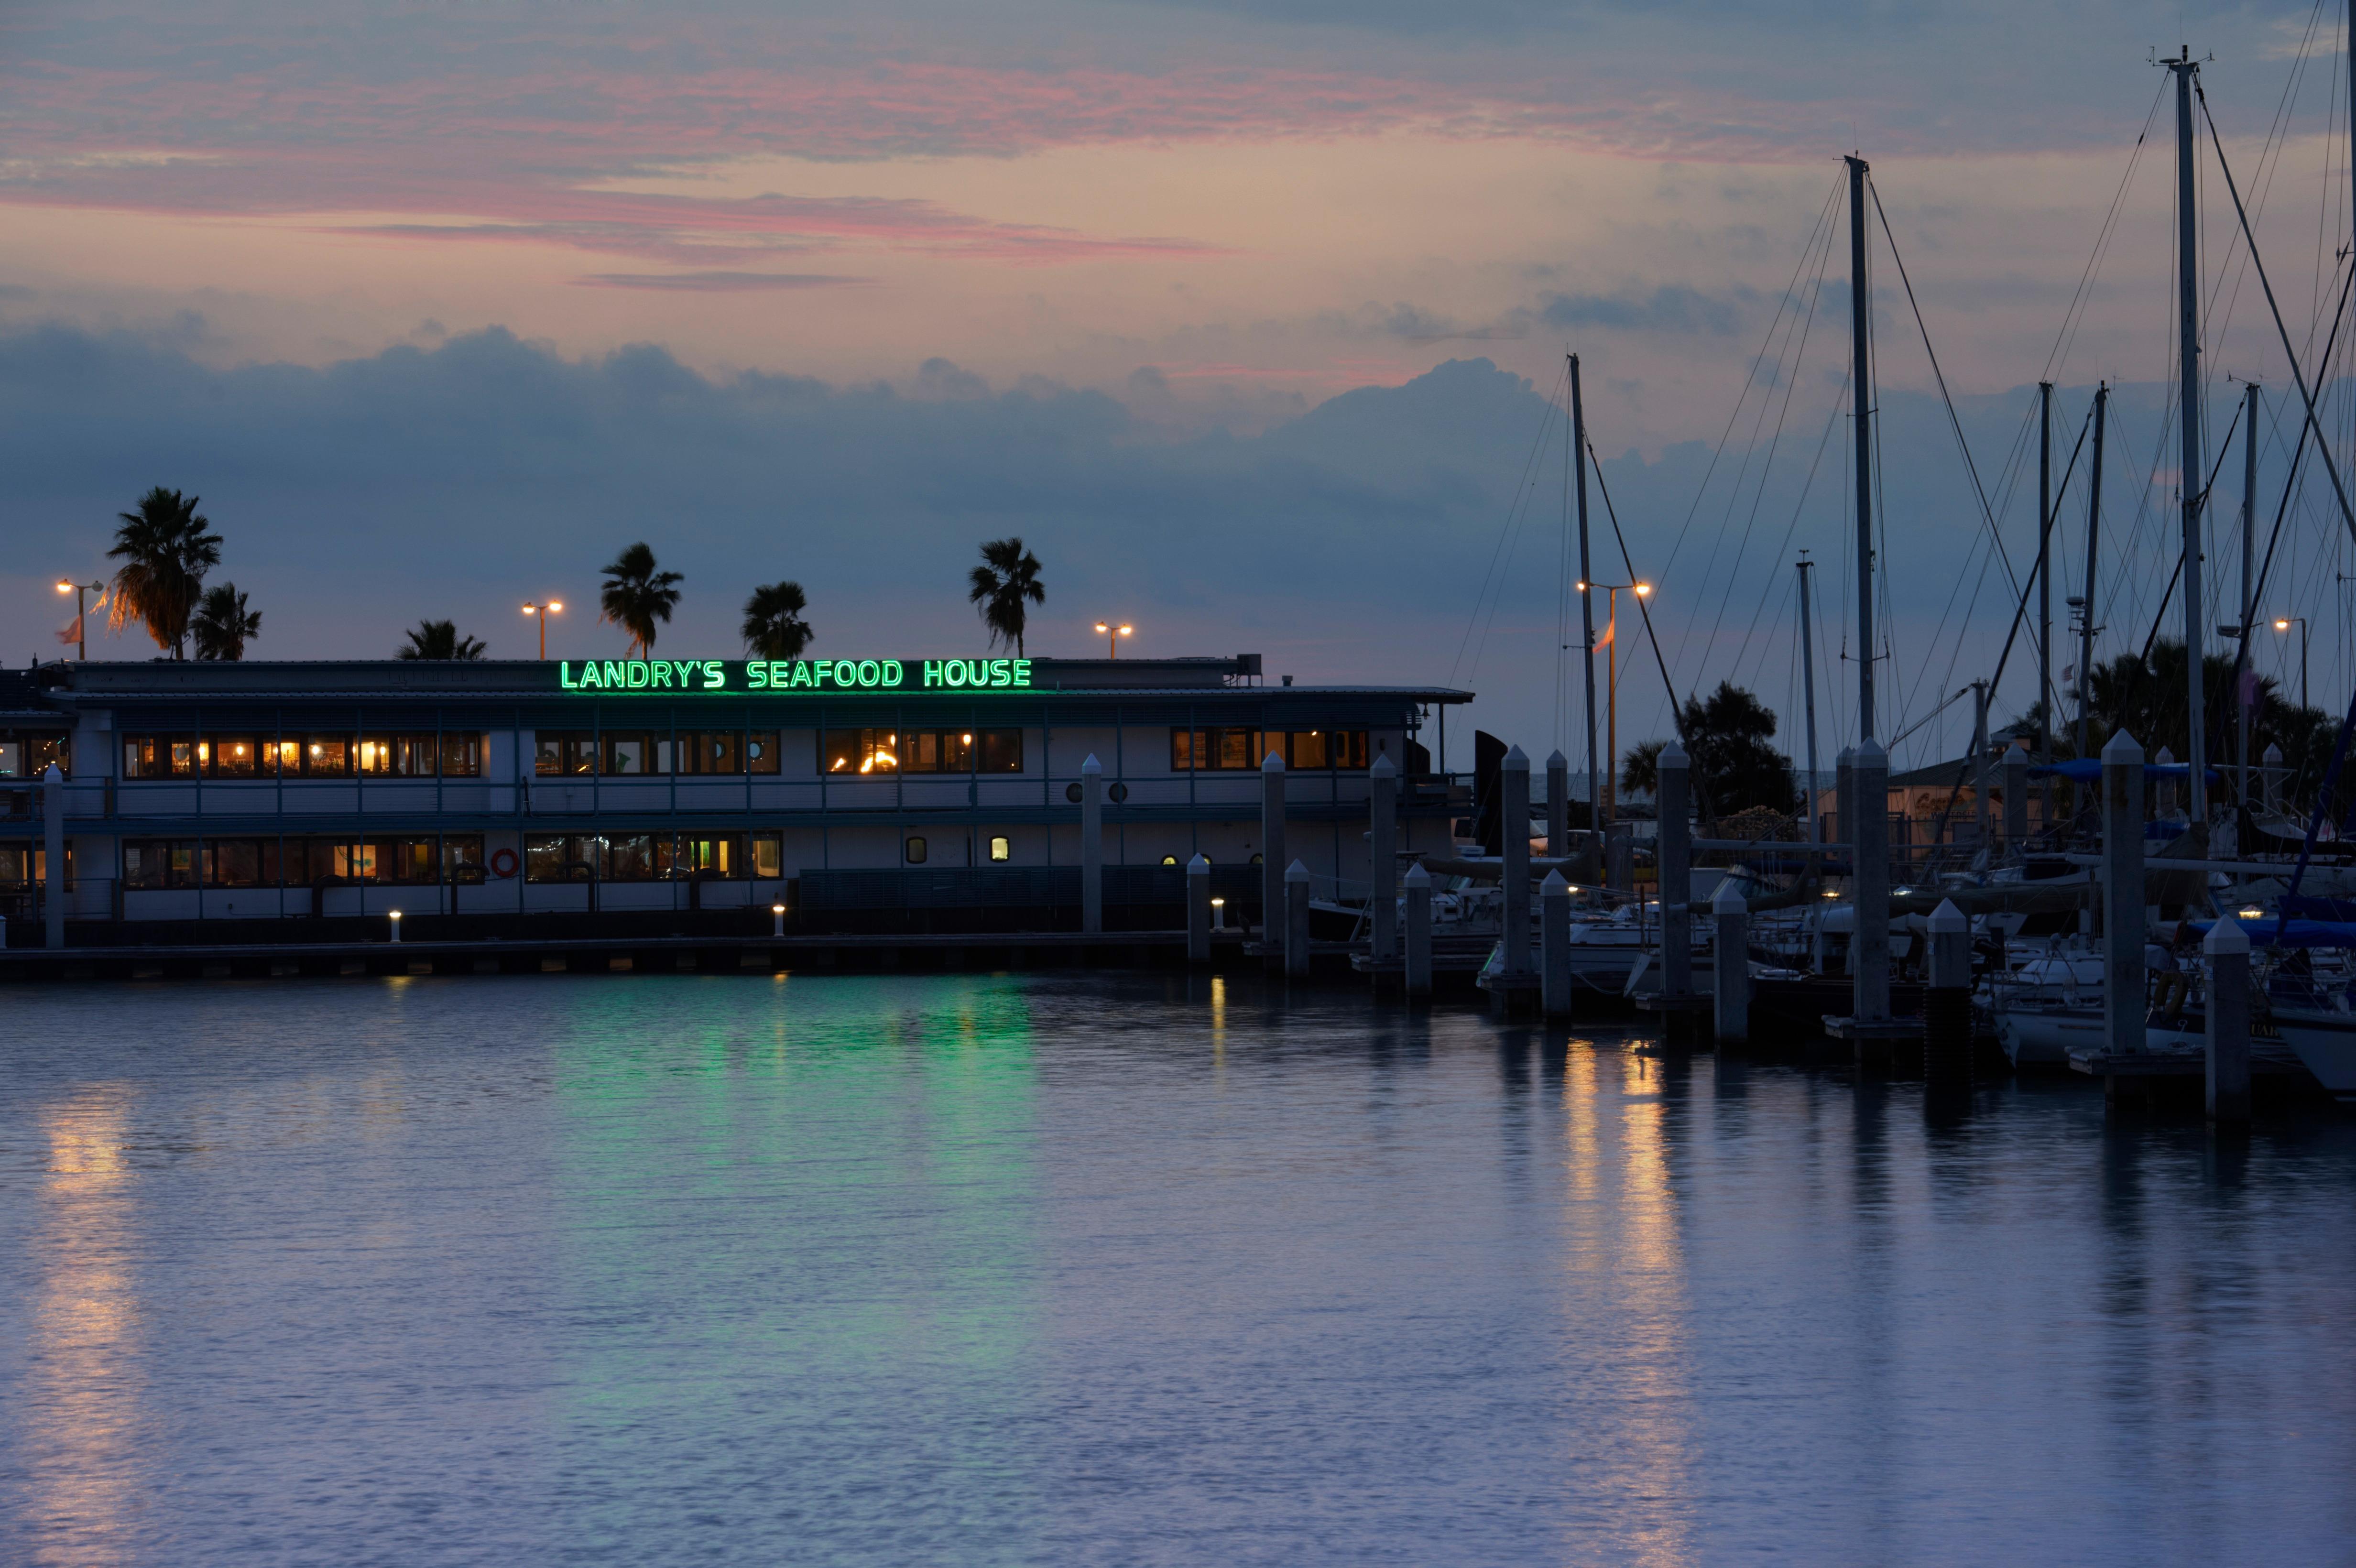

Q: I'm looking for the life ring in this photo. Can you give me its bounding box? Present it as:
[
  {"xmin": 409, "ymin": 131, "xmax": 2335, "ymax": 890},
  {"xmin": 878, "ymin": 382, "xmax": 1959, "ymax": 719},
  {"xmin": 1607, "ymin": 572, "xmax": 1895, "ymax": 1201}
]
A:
[{"xmin": 490, "ymin": 847, "xmax": 520, "ymax": 880}]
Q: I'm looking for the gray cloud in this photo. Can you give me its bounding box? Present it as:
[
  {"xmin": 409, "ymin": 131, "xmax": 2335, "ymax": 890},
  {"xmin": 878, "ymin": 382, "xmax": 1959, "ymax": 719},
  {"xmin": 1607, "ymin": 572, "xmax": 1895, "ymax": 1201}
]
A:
[
  {"xmin": 1521, "ymin": 285, "xmax": 1749, "ymax": 338},
  {"xmin": 0, "ymin": 317, "xmax": 2275, "ymax": 764}
]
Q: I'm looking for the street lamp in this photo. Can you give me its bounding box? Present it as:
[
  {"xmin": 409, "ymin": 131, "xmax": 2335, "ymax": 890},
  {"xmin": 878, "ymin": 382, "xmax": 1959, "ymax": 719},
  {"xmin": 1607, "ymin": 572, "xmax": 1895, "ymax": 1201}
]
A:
[
  {"xmin": 1574, "ymin": 579, "xmax": 1653, "ymax": 822},
  {"xmin": 1094, "ymin": 621, "xmax": 1134, "ymax": 658},
  {"xmin": 523, "ymin": 599, "xmax": 564, "ymax": 660},
  {"xmin": 55, "ymin": 579, "xmax": 102, "ymax": 661},
  {"xmin": 2276, "ymin": 616, "xmax": 2309, "ymax": 711}
]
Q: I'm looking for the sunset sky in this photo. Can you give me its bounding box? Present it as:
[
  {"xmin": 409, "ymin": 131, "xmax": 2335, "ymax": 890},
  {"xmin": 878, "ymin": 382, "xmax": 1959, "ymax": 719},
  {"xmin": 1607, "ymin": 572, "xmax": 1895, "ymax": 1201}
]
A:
[{"xmin": 5, "ymin": 0, "xmax": 2352, "ymax": 770}]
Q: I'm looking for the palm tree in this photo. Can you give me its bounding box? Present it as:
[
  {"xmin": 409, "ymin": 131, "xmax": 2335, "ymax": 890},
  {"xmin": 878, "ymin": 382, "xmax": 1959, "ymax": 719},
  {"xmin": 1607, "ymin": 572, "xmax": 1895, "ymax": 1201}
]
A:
[
  {"xmin": 395, "ymin": 620, "xmax": 487, "ymax": 660},
  {"xmin": 600, "ymin": 542, "xmax": 683, "ymax": 656},
  {"xmin": 107, "ymin": 487, "xmax": 222, "ymax": 658},
  {"xmin": 189, "ymin": 583, "xmax": 261, "ymax": 661},
  {"xmin": 968, "ymin": 537, "xmax": 1045, "ymax": 655},
  {"xmin": 742, "ymin": 581, "xmax": 814, "ymax": 659}
]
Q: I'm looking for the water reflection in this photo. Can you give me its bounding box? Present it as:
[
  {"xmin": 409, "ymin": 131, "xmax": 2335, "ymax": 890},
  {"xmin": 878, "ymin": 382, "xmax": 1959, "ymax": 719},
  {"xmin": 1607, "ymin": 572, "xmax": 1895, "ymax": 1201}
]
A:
[
  {"xmin": 0, "ymin": 979, "xmax": 2351, "ymax": 1565},
  {"xmin": 22, "ymin": 1088, "xmax": 145, "ymax": 1565}
]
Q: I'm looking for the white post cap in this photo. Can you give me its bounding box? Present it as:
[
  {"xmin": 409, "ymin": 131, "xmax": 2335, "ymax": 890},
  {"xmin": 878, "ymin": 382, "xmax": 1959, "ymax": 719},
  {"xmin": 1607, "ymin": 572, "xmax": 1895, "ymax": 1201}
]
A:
[
  {"xmin": 1503, "ymin": 744, "xmax": 1529, "ymax": 770},
  {"xmin": 1262, "ymin": 750, "xmax": 1286, "ymax": 772},
  {"xmin": 1712, "ymin": 880, "xmax": 1746, "ymax": 913},
  {"xmin": 43, "ymin": 763, "xmax": 63, "ymax": 783},
  {"xmin": 1546, "ymin": 749, "xmax": 1568, "ymax": 770},
  {"xmin": 1837, "ymin": 745, "xmax": 1856, "ymax": 763},
  {"xmin": 1403, "ymin": 861, "xmax": 1431, "ymax": 887},
  {"xmin": 2103, "ymin": 728, "xmax": 2145, "ymax": 764},
  {"xmin": 2263, "ymin": 742, "xmax": 2283, "ymax": 763},
  {"xmin": 2204, "ymin": 913, "xmax": 2250, "ymax": 955},
  {"xmin": 1853, "ymin": 737, "xmax": 1887, "ymax": 767},
  {"xmin": 1284, "ymin": 859, "xmax": 1311, "ymax": 882},
  {"xmin": 1081, "ymin": 753, "xmax": 1102, "ymax": 774},
  {"xmin": 2155, "ymin": 745, "xmax": 2176, "ymax": 766},
  {"xmin": 1542, "ymin": 869, "xmax": 1570, "ymax": 895},
  {"xmin": 1928, "ymin": 897, "xmax": 1967, "ymax": 933},
  {"xmin": 1659, "ymin": 740, "xmax": 1689, "ymax": 769},
  {"xmin": 1370, "ymin": 752, "xmax": 1396, "ymax": 778},
  {"xmin": 1187, "ymin": 852, "xmax": 1210, "ymax": 872}
]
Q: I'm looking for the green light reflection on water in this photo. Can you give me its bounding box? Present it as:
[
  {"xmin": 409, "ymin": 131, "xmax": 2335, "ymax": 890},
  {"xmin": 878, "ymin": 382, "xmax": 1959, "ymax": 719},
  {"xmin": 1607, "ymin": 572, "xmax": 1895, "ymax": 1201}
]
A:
[{"xmin": 545, "ymin": 975, "xmax": 1046, "ymax": 1540}]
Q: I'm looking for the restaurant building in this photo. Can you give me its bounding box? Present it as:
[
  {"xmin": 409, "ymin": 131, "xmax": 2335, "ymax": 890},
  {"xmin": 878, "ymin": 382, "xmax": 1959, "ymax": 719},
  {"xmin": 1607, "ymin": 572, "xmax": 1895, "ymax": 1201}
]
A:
[{"xmin": 0, "ymin": 654, "xmax": 1467, "ymax": 939}]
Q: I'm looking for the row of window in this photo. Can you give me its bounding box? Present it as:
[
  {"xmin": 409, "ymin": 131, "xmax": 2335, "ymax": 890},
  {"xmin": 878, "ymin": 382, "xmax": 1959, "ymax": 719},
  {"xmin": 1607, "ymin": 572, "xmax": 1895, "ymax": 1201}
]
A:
[
  {"xmin": 1171, "ymin": 730, "xmax": 1372, "ymax": 771},
  {"xmin": 124, "ymin": 735, "xmax": 485, "ymax": 779},
  {"xmin": 123, "ymin": 837, "xmax": 487, "ymax": 888},
  {"xmin": 824, "ymin": 729, "xmax": 1024, "ymax": 775},
  {"xmin": 535, "ymin": 730, "xmax": 785, "ymax": 776},
  {"xmin": 0, "ymin": 735, "xmax": 70, "ymax": 779},
  {"xmin": 109, "ymin": 726, "xmax": 1381, "ymax": 781}
]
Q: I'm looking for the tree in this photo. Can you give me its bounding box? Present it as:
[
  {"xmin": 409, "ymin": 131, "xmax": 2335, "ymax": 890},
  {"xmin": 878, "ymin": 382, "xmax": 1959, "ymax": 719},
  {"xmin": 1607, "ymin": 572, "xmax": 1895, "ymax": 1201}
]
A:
[
  {"xmin": 396, "ymin": 620, "xmax": 487, "ymax": 660},
  {"xmin": 189, "ymin": 583, "xmax": 261, "ymax": 661},
  {"xmin": 742, "ymin": 581, "xmax": 813, "ymax": 659},
  {"xmin": 2072, "ymin": 639, "xmax": 2336, "ymax": 808},
  {"xmin": 1621, "ymin": 682, "xmax": 1797, "ymax": 820},
  {"xmin": 600, "ymin": 542, "xmax": 683, "ymax": 656},
  {"xmin": 107, "ymin": 487, "xmax": 222, "ymax": 658},
  {"xmin": 968, "ymin": 537, "xmax": 1045, "ymax": 655}
]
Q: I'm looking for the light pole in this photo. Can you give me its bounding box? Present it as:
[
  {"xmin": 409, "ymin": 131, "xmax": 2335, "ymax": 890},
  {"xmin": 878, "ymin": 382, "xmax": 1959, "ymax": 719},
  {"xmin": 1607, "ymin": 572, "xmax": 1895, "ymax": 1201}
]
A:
[
  {"xmin": 523, "ymin": 600, "xmax": 563, "ymax": 660},
  {"xmin": 2276, "ymin": 616, "xmax": 2310, "ymax": 711},
  {"xmin": 1093, "ymin": 621, "xmax": 1133, "ymax": 658},
  {"xmin": 1575, "ymin": 579, "xmax": 1651, "ymax": 821},
  {"xmin": 54, "ymin": 579, "xmax": 102, "ymax": 661}
]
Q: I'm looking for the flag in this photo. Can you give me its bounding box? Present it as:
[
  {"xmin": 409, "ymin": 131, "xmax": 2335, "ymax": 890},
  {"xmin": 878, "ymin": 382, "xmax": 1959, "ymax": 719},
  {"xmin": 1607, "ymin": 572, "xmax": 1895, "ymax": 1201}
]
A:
[
  {"xmin": 55, "ymin": 615, "xmax": 81, "ymax": 645},
  {"xmin": 1597, "ymin": 613, "xmax": 1615, "ymax": 649},
  {"xmin": 2240, "ymin": 665, "xmax": 2259, "ymax": 709}
]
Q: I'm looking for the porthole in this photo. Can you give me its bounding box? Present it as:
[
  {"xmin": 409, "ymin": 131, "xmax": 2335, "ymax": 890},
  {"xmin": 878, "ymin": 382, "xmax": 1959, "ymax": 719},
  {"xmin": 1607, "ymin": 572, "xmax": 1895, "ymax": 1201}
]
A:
[{"xmin": 905, "ymin": 836, "xmax": 928, "ymax": 865}]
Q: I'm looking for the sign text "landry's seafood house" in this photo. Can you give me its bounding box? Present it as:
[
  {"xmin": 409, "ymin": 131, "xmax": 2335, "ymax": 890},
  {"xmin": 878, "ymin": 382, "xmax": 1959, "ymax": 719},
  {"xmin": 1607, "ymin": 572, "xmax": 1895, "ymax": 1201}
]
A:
[{"xmin": 559, "ymin": 657, "xmax": 1034, "ymax": 693}]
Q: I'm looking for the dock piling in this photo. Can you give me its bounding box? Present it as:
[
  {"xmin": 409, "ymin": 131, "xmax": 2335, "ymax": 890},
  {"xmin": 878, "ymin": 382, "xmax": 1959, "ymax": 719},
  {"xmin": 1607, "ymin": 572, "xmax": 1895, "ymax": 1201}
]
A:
[
  {"xmin": 2204, "ymin": 914, "xmax": 2251, "ymax": 1123},
  {"xmin": 2102, "ymin": 730, "xmax": 2147, "ymax": 1059},
  {"xmin": 1852, "ymin": 739, "xmax": 1890, "ymax": 1025},
  {"xmin": 1284, "ymin": 859, "xmax": 1311, "ymax": 980},
  {"xmin": 1187, "ymin": 854, "xmax": 1211, "ymax": 965},
  {"xmin": 1502, "ymin": 746, "xmax": 1532, "ymax": 978},
  {"xmin": 1261, "ymin": 751, "xmax": 1287, "ymax": 970},
  {"xmin": 44, "ymin": 762, "xmax": 64, "ymax": 950},
  {"xmin": 1541, "ymin": 869, "xmax": 1573, "ymax": 1018},
  {"xmin": 1923, "ymin": 897, "xmax": 1971, "ymax": 1084},
  {"xmin": 2003, "ymin": 741, "xmax": 2029, "ymax": 847},
  {"xmin": 1370, "ymin": 753, "xmax": 1397, "ymax": 962},
  {"xmin": 1403, "ymin": 862, "xmax": 1432, "ymax": 998},
  {"xmin": 1712, "ymin": 879, "xmax": 1749, "ymax": 1045},
  {"xmin": 1545, "ymin": 749, "xmax": 1569, "ymax": 860},
  {"xmin": 1658, "ymin": 742, "xmax": 1692, "ymax": 1003},
  {"xmin": 1080, "ymin": 754, "xmax": 1104, "ymax": 935}
]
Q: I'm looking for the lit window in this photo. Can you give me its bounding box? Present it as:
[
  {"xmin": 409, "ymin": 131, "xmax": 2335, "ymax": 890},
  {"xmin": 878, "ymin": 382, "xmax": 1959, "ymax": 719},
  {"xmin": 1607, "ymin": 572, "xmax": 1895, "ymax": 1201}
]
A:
[
  {"xmin": 906, "ymin": 836, "xmax": 928, "ymax": 864},
  {"xmin": 988, "ymin": 836, "xmax": 1011, "ymax": 863},
  {"xmin": 1161, "ymin": 854, "xmax": 1178, "ymax": 866}
]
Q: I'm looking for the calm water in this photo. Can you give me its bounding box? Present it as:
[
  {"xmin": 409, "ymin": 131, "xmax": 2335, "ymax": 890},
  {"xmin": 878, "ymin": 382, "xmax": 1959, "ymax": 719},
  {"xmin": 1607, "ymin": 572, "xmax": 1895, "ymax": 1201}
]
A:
[{"xmin": 3, "ymin": 974, "xmax": 2354, "ymax": 1567}]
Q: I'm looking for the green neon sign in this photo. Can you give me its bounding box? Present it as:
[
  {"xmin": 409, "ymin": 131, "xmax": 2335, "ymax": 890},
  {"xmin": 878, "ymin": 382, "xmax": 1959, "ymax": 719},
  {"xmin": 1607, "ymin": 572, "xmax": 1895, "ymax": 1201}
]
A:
[{"xmin": 558, "ymin": 658, "xmax": 1033, "ymax": 693}]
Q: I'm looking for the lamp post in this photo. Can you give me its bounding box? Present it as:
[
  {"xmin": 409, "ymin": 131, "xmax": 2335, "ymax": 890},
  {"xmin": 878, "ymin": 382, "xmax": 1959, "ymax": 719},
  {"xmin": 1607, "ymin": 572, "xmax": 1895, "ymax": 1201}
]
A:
[
  {"xmin": 1093, "ymin": 621, "xmax": 1133, "ymax": 658},
  {"xmin": 523, "ymin": 600, "xmax": 564, "ymax": 660},
  {"xmin": 54, "ymin": 579, "xmax": 102, "ymax": 661},
  {"xmin": 2276, "ymin": 616, "xmax": 2310, "ymax": 711},
  {"xmin": 1574, "ymin": 579, "xmax": 1651, "ymax": 821}
]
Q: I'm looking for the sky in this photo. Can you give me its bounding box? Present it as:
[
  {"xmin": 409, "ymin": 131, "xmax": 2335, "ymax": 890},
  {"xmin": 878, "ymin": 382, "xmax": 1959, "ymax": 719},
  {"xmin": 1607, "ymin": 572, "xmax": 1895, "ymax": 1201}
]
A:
[{"xmin": 5, "ymin": 0, "xmax": 2356, "ymax": 777}]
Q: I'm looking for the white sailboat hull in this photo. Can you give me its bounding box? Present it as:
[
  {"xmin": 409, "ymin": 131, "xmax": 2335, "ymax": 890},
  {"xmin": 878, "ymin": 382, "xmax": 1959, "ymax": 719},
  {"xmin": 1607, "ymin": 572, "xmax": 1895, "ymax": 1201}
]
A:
[{"xmin": 2268, "ymin": 1008, "xmax": 2356, "ymax": 1100}]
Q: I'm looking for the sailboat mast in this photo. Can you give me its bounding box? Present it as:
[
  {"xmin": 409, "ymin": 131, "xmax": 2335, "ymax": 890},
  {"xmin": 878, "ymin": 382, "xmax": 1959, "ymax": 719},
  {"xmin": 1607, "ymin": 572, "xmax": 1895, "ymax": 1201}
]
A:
[
  {"xmin": 2169, "ymin": 49, "xmax": 2210, "ymax": 836},
  {"xmin": 1798, "ymin": 554, "xmax": 1820, "ymax": 847},
  {"xmin": 1843, "ymin": 152, "xmax": 1890, "ymax": 1026},
  {"xmin": 1571, "ymin": 353, "xmax": 1600, "ymax": 831},
  {"xmin": 2079, "ymin": 383, "xmax": 2107, "ymax": 762},
  {"xmin": 2039, "ymin": 380, "xmax": 2054, "ymax": 767},
  {"xmin": 1846, "ymin": 154, "xmax": 1876, "ymax": 744},
  {"xmin": 2240, "ymin": 381, "xmax": 2258, "ymax": 802}
]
